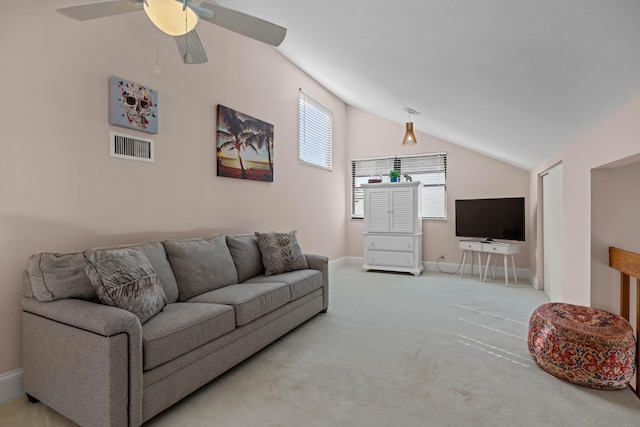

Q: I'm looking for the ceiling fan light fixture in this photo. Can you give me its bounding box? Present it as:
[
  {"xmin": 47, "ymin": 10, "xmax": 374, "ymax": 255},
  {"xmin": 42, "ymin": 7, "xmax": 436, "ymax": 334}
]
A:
[
  {"xmin": 144, "ymin": 0, "xmax": 198, "ymax": 36},
  {"xmin": 402, "ymin": 107, "xmax": 420, "ymax": 146}
]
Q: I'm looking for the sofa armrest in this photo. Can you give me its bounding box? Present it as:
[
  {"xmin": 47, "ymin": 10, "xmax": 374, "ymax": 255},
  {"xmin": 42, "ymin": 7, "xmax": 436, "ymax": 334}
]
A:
[
  {"xmin": 22, "ymin": 297, "xmax": 143, "ymax": 427},
  {"xmin": 22, "ymin": 296, "xmax": 142, "ymax": 337},
  {"xmin": 304, "ymin": 254, "xmax": 329, "ymax": 311}
]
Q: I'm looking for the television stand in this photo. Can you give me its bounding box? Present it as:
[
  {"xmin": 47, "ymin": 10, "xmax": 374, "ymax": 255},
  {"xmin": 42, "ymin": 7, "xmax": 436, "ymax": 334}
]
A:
[{"xmin": 459, "ymin": 240, "xmax": 520, "ymax": 286}]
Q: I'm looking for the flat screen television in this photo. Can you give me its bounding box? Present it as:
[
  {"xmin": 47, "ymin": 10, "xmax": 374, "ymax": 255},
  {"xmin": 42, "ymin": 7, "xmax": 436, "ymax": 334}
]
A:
[{"xmin": 455, "ymin": 197, "xmax": 525, "ymax": 241}]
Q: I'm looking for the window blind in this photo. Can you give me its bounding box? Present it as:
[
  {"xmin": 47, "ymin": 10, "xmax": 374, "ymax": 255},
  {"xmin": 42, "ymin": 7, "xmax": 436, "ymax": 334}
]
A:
[
  {"xmin": 351, "ymin": 153, "xmax": 447, "ymax": 220},
  {"xmin": 298, "ymin": 90, "xmax": 332, "ymax": 171}
]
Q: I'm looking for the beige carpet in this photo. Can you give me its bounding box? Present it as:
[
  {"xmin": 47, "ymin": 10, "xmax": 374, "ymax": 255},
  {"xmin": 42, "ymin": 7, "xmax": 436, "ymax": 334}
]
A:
[{"xmin": 2, "ymin": 264, "xmax": 640, "ymax": 426}]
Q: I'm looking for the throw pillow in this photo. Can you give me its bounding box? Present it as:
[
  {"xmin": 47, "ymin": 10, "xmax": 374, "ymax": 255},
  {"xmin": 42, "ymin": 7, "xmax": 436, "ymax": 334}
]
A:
[
  {"xmin": 89, "ymin": 241, "xmax": 180, "ymax": 304},
  {"xmin": 163, "ymin": 235, "xmax": 239, "ymax": 301},
  {"xmin": 26, "ymin": 252, "xmax": 97, "ymax": 302},
  {"xmin": 226, "ymin": 234, "xmax": 265, "ymax": 282},
  {"xmin": 84, "ymin": 248, "xmax": 167, "ymax": 324},
  {"xmin": 255, "ymin": 230, "xmax": 309, "ymax": 276}
]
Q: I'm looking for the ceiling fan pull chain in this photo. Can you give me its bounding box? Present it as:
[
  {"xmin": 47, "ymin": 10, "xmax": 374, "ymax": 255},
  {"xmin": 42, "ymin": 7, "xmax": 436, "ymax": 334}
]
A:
[
  {"xmin": 155, "ymin": 34, "xmax": 161, "ymax": 75},
  {"xmin": 183, "ymin": 7, "xmax": 189, "ymax": 63}
]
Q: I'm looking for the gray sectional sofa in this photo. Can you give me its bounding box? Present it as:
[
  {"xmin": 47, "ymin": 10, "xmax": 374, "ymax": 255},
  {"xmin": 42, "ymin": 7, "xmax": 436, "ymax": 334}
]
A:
[{"xmin": 21, "ymin": 232, "xmax": 328, "ymax": 427}]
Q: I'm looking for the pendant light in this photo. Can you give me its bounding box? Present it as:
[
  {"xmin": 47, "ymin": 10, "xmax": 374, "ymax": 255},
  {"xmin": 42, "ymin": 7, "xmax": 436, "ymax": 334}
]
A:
[
  {"xmin": 144, "ymin": 0, "xmax": 198, "ymax": 36},
  {"xmin": 402, "ymin": 107, "xmax": 420, "ymax": 146}
]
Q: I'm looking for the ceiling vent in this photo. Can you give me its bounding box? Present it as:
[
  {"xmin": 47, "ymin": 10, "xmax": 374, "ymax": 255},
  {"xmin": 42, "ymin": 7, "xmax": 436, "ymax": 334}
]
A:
[{"xmin": 110, "ymin": 131, "xmax": 154, "ymax": 162}]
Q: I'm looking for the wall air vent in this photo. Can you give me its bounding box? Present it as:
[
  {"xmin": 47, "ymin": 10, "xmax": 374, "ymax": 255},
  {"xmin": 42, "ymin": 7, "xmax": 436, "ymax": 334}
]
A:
[{"xmin": 110, "ymin": 131, "xmax": 154, "ymax": 162}]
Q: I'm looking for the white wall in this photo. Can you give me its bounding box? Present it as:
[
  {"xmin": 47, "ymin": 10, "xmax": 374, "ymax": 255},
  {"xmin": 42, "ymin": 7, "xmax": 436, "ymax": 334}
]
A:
[{"xmin": 0, "ymin": 2, "xmax": 347, "ymax": 378}]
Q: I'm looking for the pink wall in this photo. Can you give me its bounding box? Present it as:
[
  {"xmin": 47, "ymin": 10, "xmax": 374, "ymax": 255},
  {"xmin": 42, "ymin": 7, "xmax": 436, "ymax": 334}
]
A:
[
  {"xmin": 345, "ymin": 107, "xmax": 531, "ymax": 267},
  {"xmin": 12, "ymin": 0, "xmax": 638, "ymax": 386},
  {"xmin": 530, "ymin": 97, "xmax": 640, "ymax": 305},
  {"xmin": 0, "ymin": 4, "xmax": 347, "ymax": 375},
  {"xmin": 591, "ymin": 160, "xmax": 640, "ymax": 313}
]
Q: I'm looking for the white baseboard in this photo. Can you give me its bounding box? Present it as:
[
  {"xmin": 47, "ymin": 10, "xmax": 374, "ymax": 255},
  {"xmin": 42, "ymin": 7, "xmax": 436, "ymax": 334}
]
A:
[
  {"xmin": 0, "ymin": 368, "xmax": 24, "ymax": 404},
  {"xmin": 328, "ymin": 257, "xmax": 348, "ymax": 277},
  {"xmin": 423, "ymin": 260, "xmax": 459, "ymax": 274},
  {"xmin": 425, "ymin": 260, "xmax": 534, "ymax": 284},
  {"xmin": 531, "ymin": 274, "xmax": 540, "ymax": 291},
  {"xmin": 344, "ymin": 257, "xmax": 363, "ymax": 266},
  {"xmin": 328, "ymin": 257, "xmax": 347, "ymax": 268},
  {"xmin": 342, "ymin": 257, "xmax": 537, "ymax": 286}
]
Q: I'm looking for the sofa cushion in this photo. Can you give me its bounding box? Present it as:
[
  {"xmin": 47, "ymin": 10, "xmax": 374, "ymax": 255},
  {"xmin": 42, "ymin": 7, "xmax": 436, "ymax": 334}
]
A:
[
  {"xmin": 124, "ymin": 242, "xmax": 180, "ymax": 304},
  {"xmin": 90, "ymin": 241, "xmax": 180, "ymax": 304},
  {"xmin": 244, "ymin": 269, "xmax": 323, "ymax": 301},
  {"xmin": 26, "ymin": 252, "xmax": 97, "ymax": 302},
  {"xmin": 187, "ymin": 282, "xmax": 291, "ymax": 326},
  {"xmin": 142, "ymin": 302, "xmax": 236, "ymax": 370},
  {"xmin": 226, "ymin": 234, "xmax": 265, "ymax": 282},
  {"xmin": 255, "ymin": 230, "xmax": 309, "ymax": 276},
  {"xmin": 84, "ymin": 248, "xmax": 167, "ymax": 324},
  {"xmin": 163, "ymin": 236, "xmax": 239, "ymax": 301}
]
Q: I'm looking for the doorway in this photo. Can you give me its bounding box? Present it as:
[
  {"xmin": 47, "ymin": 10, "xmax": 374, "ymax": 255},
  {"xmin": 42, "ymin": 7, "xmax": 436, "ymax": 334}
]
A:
[{"xmin": 542, "ymin": 163, "xmax": 563, "ymax": 301}]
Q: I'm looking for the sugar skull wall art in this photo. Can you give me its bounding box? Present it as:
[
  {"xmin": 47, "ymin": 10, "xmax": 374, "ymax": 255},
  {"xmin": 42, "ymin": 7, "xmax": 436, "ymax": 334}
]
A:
[{"xmin": 109, "ymin": 76, "xmax": 158, "ymax": 134}]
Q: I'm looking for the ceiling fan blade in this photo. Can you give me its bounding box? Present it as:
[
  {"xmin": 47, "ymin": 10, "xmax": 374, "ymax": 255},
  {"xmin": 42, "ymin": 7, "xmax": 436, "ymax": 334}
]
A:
[
  {"xmin": 198, "ymin": 2, "xmax": 286, "ymax": 47},
  {"xmin": 175, "ymin": 30, "xmax": 209, "ymax": 64},
  {"xmin": 188, "ymin": 4, "xmax": 215, "ymax": 19},
  {"xmin": 55, "ymin": 0, "xmax": 141, "ymax": 21}
]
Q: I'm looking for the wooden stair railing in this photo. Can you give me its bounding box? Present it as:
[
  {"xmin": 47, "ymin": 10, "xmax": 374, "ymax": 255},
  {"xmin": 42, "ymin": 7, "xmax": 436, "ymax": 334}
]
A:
[{"xmin": 609, "ymin": 246, "xmax": 640, "ymax": 399}]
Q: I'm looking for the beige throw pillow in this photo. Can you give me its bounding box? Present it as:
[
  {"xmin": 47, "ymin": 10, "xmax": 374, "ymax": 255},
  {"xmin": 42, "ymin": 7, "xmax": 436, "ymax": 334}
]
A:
[
  {"xmin": 255, "ymin": 230, "xmax": 309, "ymax": 276},
  {"xmin": 84, "ymin": 248, "xmax": 167, "ymax": 324}
]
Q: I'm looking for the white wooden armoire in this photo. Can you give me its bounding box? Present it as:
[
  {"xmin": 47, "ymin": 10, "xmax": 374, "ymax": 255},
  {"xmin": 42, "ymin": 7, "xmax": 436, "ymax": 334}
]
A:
[{"xmin": 361, "ymin": 181, "xmax": 423, "ymax": 276}]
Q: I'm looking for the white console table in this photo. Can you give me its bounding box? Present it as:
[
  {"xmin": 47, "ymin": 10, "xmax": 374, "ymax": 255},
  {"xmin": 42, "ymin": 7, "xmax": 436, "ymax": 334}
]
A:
[{"xmin": 459, "ymin": 240, "xmax": 520, "ymax": 286}]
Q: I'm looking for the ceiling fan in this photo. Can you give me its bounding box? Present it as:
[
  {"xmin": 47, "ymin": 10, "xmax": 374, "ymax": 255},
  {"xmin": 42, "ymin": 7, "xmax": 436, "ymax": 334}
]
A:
[{"xmin": 55, "ymin": 0, "xmax": 287, "ymax": 64}]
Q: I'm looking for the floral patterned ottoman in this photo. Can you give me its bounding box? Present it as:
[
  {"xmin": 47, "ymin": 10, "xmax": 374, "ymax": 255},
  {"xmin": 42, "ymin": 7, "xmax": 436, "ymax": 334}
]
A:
[{"xmin": 528, "ymin": 302, "xmax": 636, "ymax": 390}]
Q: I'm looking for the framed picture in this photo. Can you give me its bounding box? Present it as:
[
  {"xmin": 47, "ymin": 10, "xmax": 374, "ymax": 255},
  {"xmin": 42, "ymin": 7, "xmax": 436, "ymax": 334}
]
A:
[
  {"xmin": 109, "ymin": 77, "xmax": 158, "ymax": 134},
  {"xmin": 216, "ymin": 105, "xmax": 274, "ymax": 182}
]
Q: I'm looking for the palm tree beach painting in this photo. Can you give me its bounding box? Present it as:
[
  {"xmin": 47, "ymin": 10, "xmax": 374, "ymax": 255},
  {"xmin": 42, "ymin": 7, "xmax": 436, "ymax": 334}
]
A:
[{"xmin": 216, "ymin": 105, "xmax": 274, "ymax": 182}]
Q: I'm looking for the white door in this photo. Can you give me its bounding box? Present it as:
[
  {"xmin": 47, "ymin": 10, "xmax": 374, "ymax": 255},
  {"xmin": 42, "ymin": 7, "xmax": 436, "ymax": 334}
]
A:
[
  {"xmin": 389, "ymin": 186, "xmax": 416, "ymax": 233},
  {"xmin": 365, "ymin": 187, "xmax": 390, "ymax": 232},
  {"xmin": 543, "ymin": 163, "xmax": 563, "ymax": 301}
]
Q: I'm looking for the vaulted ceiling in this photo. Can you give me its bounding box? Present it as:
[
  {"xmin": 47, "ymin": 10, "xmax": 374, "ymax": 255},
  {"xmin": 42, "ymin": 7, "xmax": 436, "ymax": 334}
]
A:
[{"xmin": 219, "ymin": 0, "xmax": 640, "ymax": 170}]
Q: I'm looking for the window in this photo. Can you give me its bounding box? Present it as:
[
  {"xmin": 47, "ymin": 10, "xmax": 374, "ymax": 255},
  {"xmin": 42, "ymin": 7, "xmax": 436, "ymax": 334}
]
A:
[
  {"xmin": 351, "ymin": 153, "xmax": 447, "ymax": 220},
  {"xmin": 298, "ymin": 90, "xmax": 332, "ymax": 171}
]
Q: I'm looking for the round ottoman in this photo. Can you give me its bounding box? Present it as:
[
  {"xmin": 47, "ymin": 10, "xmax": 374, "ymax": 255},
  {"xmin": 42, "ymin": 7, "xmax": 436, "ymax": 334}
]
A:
[{"xmin": 528, "ymin": 302, "xmax": 636, "ymax": 390}]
